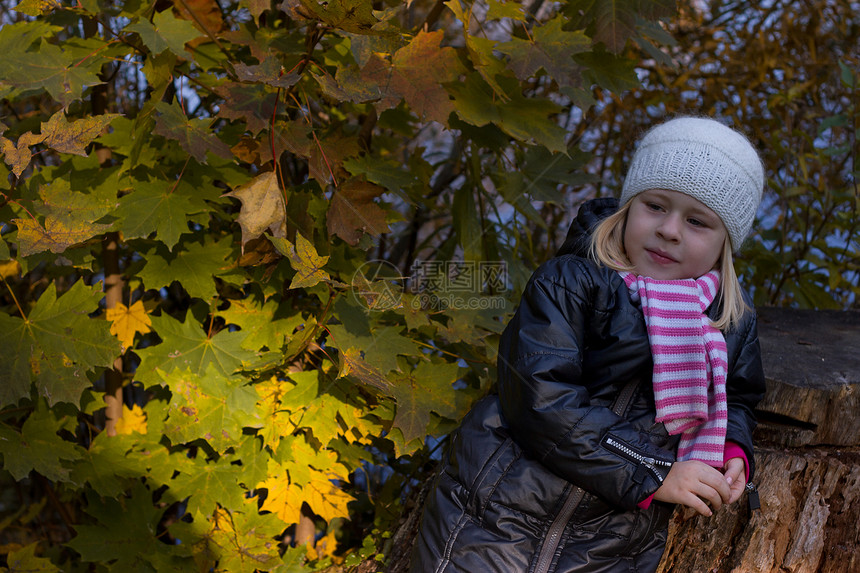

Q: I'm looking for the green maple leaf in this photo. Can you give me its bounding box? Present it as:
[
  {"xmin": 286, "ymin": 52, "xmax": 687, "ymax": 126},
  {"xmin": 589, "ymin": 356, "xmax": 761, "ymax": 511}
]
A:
[
  {"xmin": 448, "ymin": 72, "xmax": 501, "ymax": 128},
  {"xmin": 216, "ymin": 296, "xmax": 304, "ymax": 352},
  {"xmin": 497, "ymin": 84, "xmax": 568, "ymax": 153},
  {"xmin": 575, "ymin": 45, "xmax": 640, "ymax": 93},
  {"xmin": 160, "ymin": 366, "xmax": 260, "ymax": 451},
  {"xmin": 153, "ymin": 100, "xmax": 232, "ymax": 164},
  {"xmin": 71, "ymin": 423, "xmax": 176, "ymax": 497},
  {"xmin": 0, "ymin": 403, "xmax": 82, "ymax": 482},
  {"xmin": 170, "ymin": 446, "xmax": 248, "ymax": 516},
  {"xmin": 113, "ymin": 178, "xmax": 210, "ymax": 250},
  {"xmin": 0, "ymin": 281, "xmax": 120, "ymax": 407},
  {"xmin": 138, "ymin": 236, "xmax": 233, "ymax": 301},
  {"xmin": 126, "ymin": 10, "xmax": 202, "ymax": 59},
  {"xmin": 135, "ymin": 313, "xmax": 256, "ymax": 387},
  {"xmin": 343, "ymin": 155, "xmax": 417, "ymax": 196},
  {"xmin": 390, "ymin": 359, "xmax": 463, "ymax": 445},
  {"xmin": 564, "ymin": 0, "xmax": 674, "ymax": 53},
  {"xmin": 0, "ymin": 38, "xmax": 102, "ymax": 107},
  {"xmin": 327, "ymin": 324, "xmax": 423, "ymax": 375},
  {"xmin": 66, "ymin": 482, "xmax": 189, "ymax": 571},
  {"xmin": 495, "ymin": 17, "xmax": 590, "ymax": 86}
]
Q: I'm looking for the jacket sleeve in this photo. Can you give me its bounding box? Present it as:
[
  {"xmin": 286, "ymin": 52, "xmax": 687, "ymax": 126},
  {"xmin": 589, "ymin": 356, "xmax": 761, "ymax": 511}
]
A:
[
  {"xmin": 497, "ymin": 259, "xmax": 672, "ymax": 510},
  {"xmin": 724, "ymin": 302, "xmax": 766, "ymax": 480}
]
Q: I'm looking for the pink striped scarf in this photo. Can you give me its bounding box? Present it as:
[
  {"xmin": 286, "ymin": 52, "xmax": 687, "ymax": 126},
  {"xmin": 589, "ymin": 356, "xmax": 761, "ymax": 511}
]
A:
[{"xmin": 619, "ymin": 270, "xmax": 728, "ymax": 467}]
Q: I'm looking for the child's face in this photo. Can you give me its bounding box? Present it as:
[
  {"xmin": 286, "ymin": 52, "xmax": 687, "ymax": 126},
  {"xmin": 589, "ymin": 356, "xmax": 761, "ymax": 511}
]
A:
[{"xmin": 623, "ymin": 189, "xmax": 728, "ymax": 280}]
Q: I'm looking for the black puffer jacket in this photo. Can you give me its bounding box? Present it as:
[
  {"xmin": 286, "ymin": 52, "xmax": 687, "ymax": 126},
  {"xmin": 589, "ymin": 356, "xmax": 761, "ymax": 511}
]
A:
[{"xmin": 410, "ymin": 199, "xmax": 765, "ymax": 573}]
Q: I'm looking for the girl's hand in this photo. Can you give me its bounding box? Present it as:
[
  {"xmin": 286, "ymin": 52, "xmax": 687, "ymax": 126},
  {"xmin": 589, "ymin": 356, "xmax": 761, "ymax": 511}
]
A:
[
  {"xmin": 652, "ymin": 460, "xmax": 732, "ymax": 516},
  {"xmin": 722, "ymin": 457, "xmax": 747, "ymax": 504}
]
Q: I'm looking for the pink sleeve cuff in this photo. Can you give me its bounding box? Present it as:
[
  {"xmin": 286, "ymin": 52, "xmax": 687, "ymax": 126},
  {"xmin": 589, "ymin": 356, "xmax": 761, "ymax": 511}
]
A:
[
  {"xmin": 723, "ymin": 441, "xmax": 749, "ymax": 482},
  {"xmin": 638, "ymin": 494, "xmax": 655, "ymax": 509}
]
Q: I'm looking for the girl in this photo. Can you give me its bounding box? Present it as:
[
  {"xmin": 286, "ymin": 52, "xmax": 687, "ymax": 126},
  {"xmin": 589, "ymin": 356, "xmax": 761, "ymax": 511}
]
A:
[{"xmin": 410, "ymin": 117, "xmax": 767, "ymax": 573}]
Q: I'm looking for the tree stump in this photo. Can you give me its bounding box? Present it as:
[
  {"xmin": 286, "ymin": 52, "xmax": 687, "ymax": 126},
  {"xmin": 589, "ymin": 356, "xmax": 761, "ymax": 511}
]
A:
[
  {"xmin": 385, "ymin": 307, "xmax": 860, "ymax": 573},
  {"xmin": 657, "ymin": 307, "xmax": 860, "ymax": 573}
]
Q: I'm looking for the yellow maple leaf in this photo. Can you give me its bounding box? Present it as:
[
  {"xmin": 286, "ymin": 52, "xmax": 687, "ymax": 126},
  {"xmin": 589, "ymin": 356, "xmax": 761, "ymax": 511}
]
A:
[
  {"xmin": 0, "ymin": 259, "xmax": 21, "ymax": 279},
  {"xmin": 115, "ymin": 404, "xmax": 148, "ymax": 435},
  {"xmin": 258, "ymin": 472, "xmax": 305, "ymax": 524},
  {"xmin": 106, "ymin": 301, "xmax": 152, "ymax": 350},
  {"xmin": 258, "ymin": 463, "xmax": 354, "ymax": 526},
  {"xmin": 306, "ymin": 529, "xmax": 340, "ymax": 561},
  {"xmin": 284, "ymin": 233, "xmax": 330, "ymax": 290}
]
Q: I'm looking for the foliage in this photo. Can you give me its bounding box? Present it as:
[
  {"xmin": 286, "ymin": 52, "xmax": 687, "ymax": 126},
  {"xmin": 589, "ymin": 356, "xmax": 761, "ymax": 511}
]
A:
[{"xmin": 0, "ymin": 0, "xmax": 677, "ymax": 570}]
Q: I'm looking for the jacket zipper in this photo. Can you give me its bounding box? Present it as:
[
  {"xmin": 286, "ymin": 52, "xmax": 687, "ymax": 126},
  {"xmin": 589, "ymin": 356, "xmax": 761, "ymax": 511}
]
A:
[
  {"xmin": 533, "ymin": 485, "xmax": 585, "ymax": 573},
  {"xmin": 603, "ymin": 436, "xmax": 672, "ymax": 484}
]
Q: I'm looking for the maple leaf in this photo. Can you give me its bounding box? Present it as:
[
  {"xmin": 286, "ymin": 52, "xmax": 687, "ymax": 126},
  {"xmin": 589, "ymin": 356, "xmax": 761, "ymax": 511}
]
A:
[
  {"xmin": 115, "ymin": 403, "xmax": 148, "ymax": 435},
  {"xmin": 113, "ymin": 178, "xmax": 210, "ymax": 251},
  {"xmin": 107, "ymin": 301, "xmax": 152, "ymax": 350},
  {"xmin": 223, "ymin": 171, "xmax": 287, "ymax": 250},
  {"xmin": 0, "ymin": 403, "xmax": 82, "ymax": 482},
  {"xmin": 66, "ymin": 482, "xmax": 188, "ymax": 571},
  {"xmin": 13, "ymin": 176, "xmax": 116, "ymax": 257},
  {"xmin": 338, "ymin": 347, "xmax": 392, "ymax": 393},
  {"xmin": 326, "ymin": 178, "xmax": 390, "ymax": 245},
  {"xmin": 0, "ymin": 280, "xmax": 119, "ymax": 407},
  {"xmin": 160, "ymin": 366, "xmax": 260, "ymax": 452},
  {"xmin": 174, "ymin": 0, "xmax": 225, "ymax": 35},
  {"xmin": 273, "ymin": 233, "xmax": 330, "ymax": 290},
  {"xmin": 13, "ymin": 217, "xmax": 102, "ymax": 257},
  {"xmin": 41, "ymin": 110, "xmax": 121, "ymax": 156},
  {"xmin": 294, "ymin": 0, "xmax": 379, "ymax": 34},
  {"xmin": 215, "ymin": 83, "xmax": 279, "ymax": 135},
  {"xmin": 2, "ymin": 542, "xmax": 60, "ymax": 573},
  {"xmin": 153, "ymin": 100, "xmax": 232, "ymax": 163},
  {"xmin": 234, "ymin": 58, "xmax": 300, "ymax": 88},
  {"xmin": 389, "ymin": 30, "xmax": 464, "ymax": 125},
  {"xmin": 0, "ymin": 37, "xmax": 103, "ymax": 108},
  {"xmin": 138, "ymin": 236, "xmax": 233, "ymax": 301},
  {"xmin": 258, "ymin": 440, "xmax": 355, "ymax": 525},
  {"xmin": 205, "ymin": 507, "xmax": 284, "ymax": 573},
  {"xmin": 170, "ymin": 454, "xmax": 249, "ymax": 517},
  {"xmin": 495, "ymin": 18, "xmax": 590, "ymax": 87},
  {"xmin": 390, "ymin": 359, "xmax": 464, "ymax": 445},
  {"xmin": 127, "ymin": 10, "xmax": 203, "ymax": 59},
  {"xmin": 0, "ymin": 131, "xmax": 46, "ymax": 176},
  {"xmin": 134, "ymin": 313, "xmax": 256, "ymax": 387}
]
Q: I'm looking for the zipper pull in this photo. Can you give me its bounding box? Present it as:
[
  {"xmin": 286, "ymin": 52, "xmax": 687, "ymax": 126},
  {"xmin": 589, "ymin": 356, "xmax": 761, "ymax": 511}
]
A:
[
  {"xmin": 746, "ymin": 482, "xmax": 760, "ymax": 511},
  {"xmin": 633, "ymin": 457, "xmax": 656, "ymax": 484}
]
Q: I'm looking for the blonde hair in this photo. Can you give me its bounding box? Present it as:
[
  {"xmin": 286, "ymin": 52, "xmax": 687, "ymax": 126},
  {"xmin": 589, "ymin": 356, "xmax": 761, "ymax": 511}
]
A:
[{"xmin": 589, "ymin": 201, "xmax": 749, "ymax": 332}]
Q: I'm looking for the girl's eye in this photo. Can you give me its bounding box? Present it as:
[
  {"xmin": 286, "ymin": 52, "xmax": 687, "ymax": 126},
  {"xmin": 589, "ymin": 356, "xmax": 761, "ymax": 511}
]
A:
[
  {"xmin": 688, "ymin": 218, "xmax": 706, "ymax": 227},
  {"xmin": 646, "ymin": 202, "xmax": 664, "ymax": 212}
]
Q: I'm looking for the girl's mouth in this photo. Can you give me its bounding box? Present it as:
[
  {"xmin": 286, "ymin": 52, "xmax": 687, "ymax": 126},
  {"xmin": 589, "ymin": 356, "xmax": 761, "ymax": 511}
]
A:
[{"xmin": 646, "ymin": 249, "xmax": 677, "ymax": 264}]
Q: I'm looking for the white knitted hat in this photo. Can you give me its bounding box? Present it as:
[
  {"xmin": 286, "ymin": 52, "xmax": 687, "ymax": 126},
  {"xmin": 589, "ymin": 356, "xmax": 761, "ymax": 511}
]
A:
[{"xmin": 620, "ymin": 117, "xmax": 765, "ymax": 251}]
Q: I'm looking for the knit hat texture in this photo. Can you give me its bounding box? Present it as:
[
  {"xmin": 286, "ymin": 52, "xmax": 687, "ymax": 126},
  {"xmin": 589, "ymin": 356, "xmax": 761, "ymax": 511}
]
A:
[{"xmin": 620, "ymin": 117, "xmax": 764, "ymax": 251}]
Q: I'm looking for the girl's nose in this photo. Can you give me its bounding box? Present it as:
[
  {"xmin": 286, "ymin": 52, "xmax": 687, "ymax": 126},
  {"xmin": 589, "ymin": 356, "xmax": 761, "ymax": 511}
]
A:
[{"xmin": 656, "ymin": 214, "xmax": 682, "ymax": 241}]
